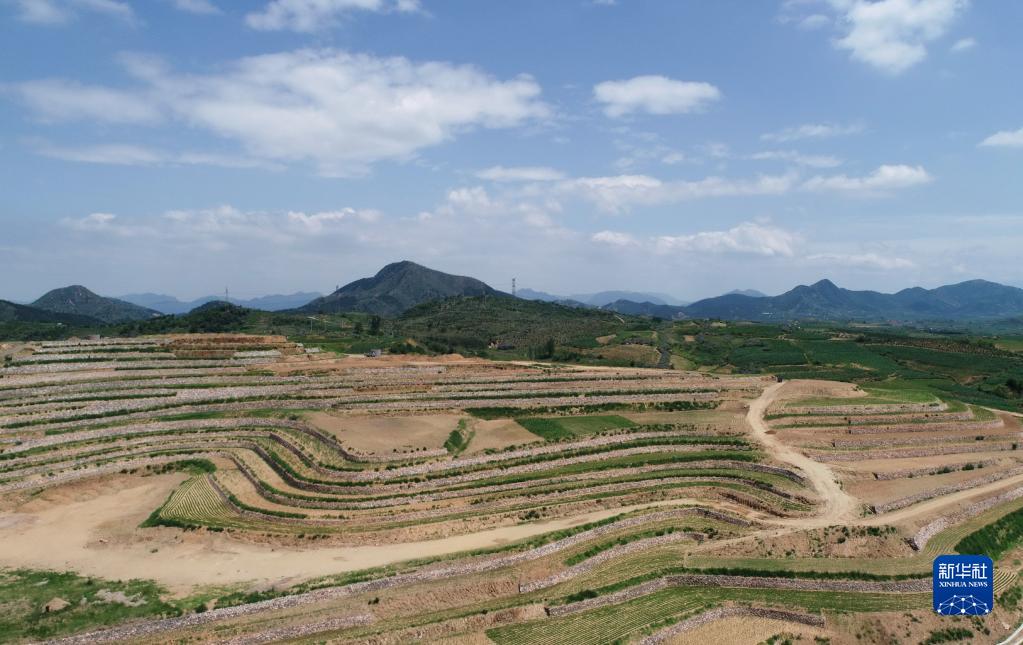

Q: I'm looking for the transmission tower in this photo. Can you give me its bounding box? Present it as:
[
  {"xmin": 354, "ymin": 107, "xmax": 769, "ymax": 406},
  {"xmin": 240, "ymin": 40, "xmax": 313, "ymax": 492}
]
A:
[{"xmin": 512, "ymin": 278, "xmax": 516, "ymax": 297}]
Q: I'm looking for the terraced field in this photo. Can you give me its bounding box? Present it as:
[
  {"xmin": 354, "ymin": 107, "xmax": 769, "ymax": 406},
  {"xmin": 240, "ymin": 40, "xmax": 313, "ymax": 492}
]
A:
[{"xmin": 3, "ymin": 335, "xmax": 1023, "ymax": 643}]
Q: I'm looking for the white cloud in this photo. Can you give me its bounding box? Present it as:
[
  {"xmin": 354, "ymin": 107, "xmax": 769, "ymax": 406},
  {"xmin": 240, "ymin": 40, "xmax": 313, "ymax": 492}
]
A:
[
  {"xmin": 761, "ymin": 122, "xmax": 864, "ymax": 142},
  {"xmin": 830, "ymin": 0, "xmax": 969, "ymax": 74},
  {"xmin": 749, "ymin": 150, "xmax": 843, "ymax": 168},
  {"xmin": 593, "ymin": 75, "xmax": 721, "ymax": 118},
  {"xmin": 591, "ymin": 230, "xmax": 638, "ymax": 246},
  {"xmin": 950, "ymin": 36, "xmax": 975, "ymax": 52},
  {"xmin": 655, "ymin": 222, "xmax": 798, "ymax": 257},
  {"xmin": 476, "ymin": 166, "xmax": 565, "ymax": 182},
  {"xmin": 36, "ymin": 142, "xmax": 164, "ymax": 165},
  {"xmin": 171, "ymin": 0, "xmax": 221, "ymax": 14},
  {"xmin": 33, "ymin": 141, "xmax": 284, "ymax": 170},
  {"xmin": 802, "ymin": 163, "xmax": 932, "ymax": 193},
  {"xmin": 12, "ymin": 79, "xmax": 162, "ymax": 124},
  {"xmin": 561, "ymin": 172, "xmax": 798, "ymax": 213},
  {"xmin": 799, "ymin": 13, "xmax": 831, "ymax": 29},
  {"xmin": 13, "ymin": 0, "xmax": 68, "ymax": 23},
  {"xmin": 979, "ymin": 127, "xmax": 1023, "ymax": 148},
  {"xmin": 64, "ymin": 212, "xmax": 117, "ymax": 230},
  {"xmin": 246, "ymin": 0, "xmax": 420, "ymax": 32},
  {"xmin": 13, "ymin": 49, "xmax": 549, "ymax": 177},
  {"xmin": 13, "ymin": 0, "xmax": 135, "ymax": 24},
  {"xmin": 806, "ymin": 252, "xmax": 915, "ymax": 269},
  {"xmin": 287, "ymin": 208, "xmax": 381, "ymax": 233}
]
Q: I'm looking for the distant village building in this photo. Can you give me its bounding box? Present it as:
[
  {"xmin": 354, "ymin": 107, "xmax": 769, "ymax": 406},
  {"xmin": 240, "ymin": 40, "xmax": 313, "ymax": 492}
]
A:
[{"xmin": 365, "ymin": 349, "xmax": 382, "ymax": 358}]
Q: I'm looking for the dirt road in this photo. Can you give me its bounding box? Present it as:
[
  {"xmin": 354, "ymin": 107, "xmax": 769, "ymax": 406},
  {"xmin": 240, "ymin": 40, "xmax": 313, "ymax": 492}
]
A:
[
  {"xmin": 746, "ymin": 382, "xmax": 858, "ymax": 525},
  {"xmin": 0, "ymin": 476, "xmax": 712, "ymax": 594}
]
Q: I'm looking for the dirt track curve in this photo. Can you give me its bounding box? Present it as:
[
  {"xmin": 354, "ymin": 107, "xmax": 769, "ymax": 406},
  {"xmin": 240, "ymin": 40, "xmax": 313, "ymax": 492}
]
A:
[{"xmin": 746, "ymin": 382, "xmax": 859, "ymax": 525}]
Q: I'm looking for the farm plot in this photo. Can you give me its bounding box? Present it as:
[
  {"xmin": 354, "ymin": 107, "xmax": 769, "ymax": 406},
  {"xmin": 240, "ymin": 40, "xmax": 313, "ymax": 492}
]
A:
[{"xmin": 6, "ymin": 337, "xmax": 1023, "ymax": 644}]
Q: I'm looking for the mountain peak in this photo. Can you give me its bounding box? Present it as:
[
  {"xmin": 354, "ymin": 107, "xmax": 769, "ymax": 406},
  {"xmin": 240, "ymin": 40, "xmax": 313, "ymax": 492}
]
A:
[
  {"xmin": 810, "ymin": 279, "xmax": 839, "ymax": 291},
  {"xmin": 301, "ymin": 261, "xmax": 504, "ymax": 316},
  {"xmin": 374, "ymin": 260, "xmax": 422, "ymax": 278},
  {"xmin": 32, "ymin": 285, "xmax": 160, "ymax": 323}
]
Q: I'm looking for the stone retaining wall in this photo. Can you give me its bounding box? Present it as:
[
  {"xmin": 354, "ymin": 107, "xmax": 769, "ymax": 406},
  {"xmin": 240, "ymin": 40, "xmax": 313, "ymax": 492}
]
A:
[
  {"xmin": 911, "ymin": 485, "xmax": 1023, "ymax": 550},
  {"xmin": 872, "ymin": 464, "xmax": 1023, "ymax": 514},
  {"xmin": 50, "ymin": 507, "xmax": 750, "ymax": 644},
  {"xmin": 547, "ymin": 574, "xmax": 929, "ymax": 617}
]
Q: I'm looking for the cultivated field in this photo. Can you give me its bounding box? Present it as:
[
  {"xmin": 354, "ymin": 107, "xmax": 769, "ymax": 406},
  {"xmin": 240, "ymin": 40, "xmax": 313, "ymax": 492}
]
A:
[{"xmin": 2, "ymin": 334, "xmax": 1023, "ymax": 643}]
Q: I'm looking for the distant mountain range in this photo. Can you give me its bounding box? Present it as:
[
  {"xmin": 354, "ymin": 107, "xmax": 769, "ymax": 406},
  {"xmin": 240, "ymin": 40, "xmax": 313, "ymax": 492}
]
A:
[
  {"xmin": 118, "ymin": 291, "xmax": 323, "ymax": 315},
  {"xmin": 9, "ymin": 266, "xmax": 1023, "ymax": 327},
  {"xmin": 31, "ymin": 286, "xmax": 160, "ymax": 323},
  {"xmin": 296, "ymin": 260, "xmax": 505, "ymax": 317},
  {"xmin": 600, "ymin": 300, "xmax": 690, "ymax": 319},
  {"xmin": 517, "ymin": 288, "xmax": 688, "ymax": 307},
  {"xmin": 725, "ymin": 289, "xmax": 768, "ymax": 298},
  {"xmin": 684, "ymin": 279, "xmax": 1023, "ymax": 322}
]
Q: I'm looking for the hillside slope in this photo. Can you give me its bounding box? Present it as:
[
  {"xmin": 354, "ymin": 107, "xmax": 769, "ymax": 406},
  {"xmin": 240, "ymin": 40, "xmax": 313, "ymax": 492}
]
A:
[
  {"xmin": 32, "ymin": 286, "xmax": 161, "ymax": 323},
  {"xmin": 297, "ymin": 261, "xmax": 504, "ymax": 317},
  {"xmin": 0, "ymin": 300, "xmax": 101, "ymax": 325}
]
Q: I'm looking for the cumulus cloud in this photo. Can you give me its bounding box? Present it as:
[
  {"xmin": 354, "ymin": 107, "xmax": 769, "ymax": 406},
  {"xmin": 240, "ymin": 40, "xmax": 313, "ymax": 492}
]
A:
[
  {"xmin": 761, "ymin": 122, "xmax": 864, "ymax": 142},
  {"xmin": 246, "ymin": 0, "xmax": 420, "ymax": 32},
  {"xmin": 979, "ymin": 127, "xmax": 1023, "ymax": 148},
  {"xmin": 593, "ymin": 75, "xmax": 721, "ymax": 118},
  {"xmin": 12, "ymin": 0, "xmax": 135, "ymax": 25},
  {"xmin": 801, "ymin": 164, "xmax": 932, "ymax": 193},
  {"xmin": 11, "ymin": 49, "xmax": 549, "ymax": 177},
  {"xmin": 475, "ymin": 166, "xmax": 565, "ymax": 182},
  {"xmin": 655, "ymin": 222, "xmax": 798, "ymax": 257},
  {"xmin": 829, "ymin": 0, "xmax": 969, "ymax": 74}
]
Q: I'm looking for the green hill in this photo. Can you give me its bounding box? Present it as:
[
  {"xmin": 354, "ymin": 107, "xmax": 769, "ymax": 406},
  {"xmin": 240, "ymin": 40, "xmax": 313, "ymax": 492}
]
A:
[
  {"xmin": 0, "ymin": 300, "xmax": 101, "ymax": 325},
  {"xmin": 32, "ymin": 285, "xmax": 161, "ymax": 323},
  {"xmin": 397, "ymin": 296, "xmax": 632, "ymax": 353},
  {"xmin": 296, "ymin": 261, "xmax": 505, "ymax": 317}
]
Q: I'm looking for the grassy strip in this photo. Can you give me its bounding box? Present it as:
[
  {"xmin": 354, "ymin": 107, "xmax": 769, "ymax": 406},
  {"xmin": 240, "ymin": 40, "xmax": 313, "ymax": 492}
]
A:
[
  {"xmin": 956, "ymin": 504, "xmax": 1023, "ymax": 560},
  {"xmin": 466, "ymin": 400, "xmax": 717, "ymax": 420},
  {"xmin": 515, "ymin": 415, "xmax": 635, "ymax": 441},
  {"xmin": 0, "ymin": 568, "xmax": 179, "ymax": 642},
  {"xmin": 554, "ymin": 565, "xmax": 928, "ymax": 606}
]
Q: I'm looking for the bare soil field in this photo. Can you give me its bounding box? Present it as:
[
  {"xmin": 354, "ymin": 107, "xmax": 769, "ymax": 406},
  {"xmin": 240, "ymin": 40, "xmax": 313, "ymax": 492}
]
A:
[
  {"xmin": 464, "ymin": 418, "xmax": 540, "ymax": 453},
  {"xmin": 669, "ymin": 615, "xmax": 829, "ymax": 645},
  {"xmin": 307, "ymin": 411, "xmax": 467, "ymax": 454}
]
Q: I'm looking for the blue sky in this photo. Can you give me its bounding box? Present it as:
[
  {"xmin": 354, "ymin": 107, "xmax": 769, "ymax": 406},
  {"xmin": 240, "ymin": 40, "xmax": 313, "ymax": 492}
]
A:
[{"xmin": 2, "ymin": 0, "xmax": 1021, "ymax": 302}]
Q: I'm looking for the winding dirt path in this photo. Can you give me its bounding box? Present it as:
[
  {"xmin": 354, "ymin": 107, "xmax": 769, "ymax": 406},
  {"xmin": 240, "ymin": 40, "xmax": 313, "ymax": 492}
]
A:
[
  {"xmin": 746, "ymin": 382, "xmax": 858, "ymax": 525},
  {"xmin": 0, "ymin": 475, "xmax": 712, "ymax": 594}
]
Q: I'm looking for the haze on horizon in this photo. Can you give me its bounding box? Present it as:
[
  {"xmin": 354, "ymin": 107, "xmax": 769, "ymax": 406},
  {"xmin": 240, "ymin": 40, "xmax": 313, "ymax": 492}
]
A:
[{"xmin": 2, "ymin": 0, "xmax": 1022, "ymax": 302}]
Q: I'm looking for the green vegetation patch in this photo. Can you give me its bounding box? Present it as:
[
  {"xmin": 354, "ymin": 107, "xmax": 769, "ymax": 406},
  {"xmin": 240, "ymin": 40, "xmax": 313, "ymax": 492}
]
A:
[
  {"xmin": 515, "ymin": 415, "xmax": 636, "ymax": 441},
  {"xmin": 0, "ymin": 568, "xmax": 176, "ymax": 641},
  {"xmin": 956, "ymin": 504, "xmax": 1023, "ymax": 560}
]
